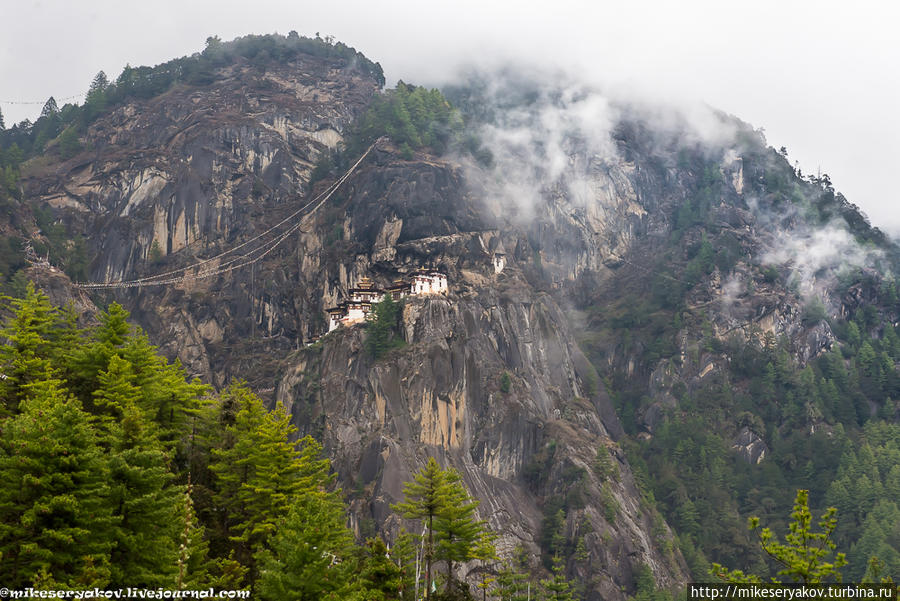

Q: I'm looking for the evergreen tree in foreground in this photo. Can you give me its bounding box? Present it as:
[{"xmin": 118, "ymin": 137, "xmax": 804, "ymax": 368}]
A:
[
  {"xmin": 393, "ymin": 457, "xmax": 450, "ymax": 599},
  {"xmin": 393, "ymin": 457, "xmax": 494, "ymax": 599},
  {"xmin": 435, "ymin": 469, "xmax": 493, "ymax": 589},
  {"xmin": 354, "ymin": 536, "xmax": 407, "ymax": 600},
  {"xmin": 0, "ymin": 380, "xmax": 116, "ymax": 587},
  {"xmin": 712, "ymin": 489, "xmax": 847, "ymax": 583},
  {"xmin": 539, "ymin": 555, "xmax": 576, "ymax": 601},
  {"xmin": 0, "ymin": 283, "xmax": 520, "ymax": 596},
  {"xmin": 495, "ymin": 561, "xmax": 530, "ymax": 601},
  {"xmin": 0, "ymin": 282, "xmax": 74, "ymax": 416},
  {"xmin": 255, "ymin": 488, "xmax": 356, "ymax": 600},
  {"xmin": 93, "ymin": 355, "xmax": 182, "ymax": 587},
  {"xmin": 210, "ymin": 383, "xmax": 320, "ymax": 576}
]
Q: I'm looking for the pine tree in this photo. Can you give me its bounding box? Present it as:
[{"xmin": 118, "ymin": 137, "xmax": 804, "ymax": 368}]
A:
[
  {"xmin": 393, "ymin": 458, "xmax": 494, "ymax": 597},
  {"xmin": 711, "ymin": 489, "xmax": 847, "ymax": 584},
  {"xmin": 66, "ymin": 302, "xmax": 207, "ymax": 447},
  {"xmin": 119, "ymin": 328, "xmax": 207, "ymax": 447},
  {"xmin": 93, "ymin": 355, "xmax": 183, "ymax": 587},
  {"xmin": 40, "ymin": 97, "xmax": 59, "ymax": 120},
  {"xmin": 472, "ymin": 531, "xmax": 498, "ymax": 601},
  {"xmin": 84, "ymin": 71, "xmax": 109, "ymax": 123},
  {"xmin": 495, "ymin": 562, "xmax": 530, "ymax": 601},
  {"xmin": 356, "ymin": 537, "xmax": 406, "ymax": 600},
  {"xmin": 35, "ymin": 97, "xmax": 62, "ymax": 150},
  {"xmin": 885, "ymin": 465, "xmax": 900, "ymax": 500},
  {"xmin": 392, "ymin": 457, "xmax": 452, "ymax": 600},
  {"xmin": 0, "ymin": 282, "xmax": 74, "ymax": 415},
  {"xmin": 539, "ymin": 555, "xmax": 575, "ymax": 601},
  {"xmin": 390, "ymin": 529, "xmax": 418, "ymax": 599},
  {"xmin": 851, "ymin": 500, "xmax": 900, "ymax": 581},
  {"xmin": 210, "ymin": 383, "xmax": 327, "ymax": 575},
  {"xmin": 255, "ymin": 489, "xmax": 355, "ymax": 600},
  {"xmin": 207, "ymin": 551, "xmax": 249, "ymax": 592},
  {"xmin": 0, "ymin": 379, "xmax": 116, "ymax": 587},
  {"xmin": 66, "ymin": 302, "xmax": 135, "ymax": 404},
  {"xmin": 435, "ymin": 469, "xmax": 491, "ymax": 589}
]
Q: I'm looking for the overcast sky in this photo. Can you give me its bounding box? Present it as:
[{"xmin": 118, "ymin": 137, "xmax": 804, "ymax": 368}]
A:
[{"xmin": 2, "ymin": 1, "xmax": 898, "ymax": 234}]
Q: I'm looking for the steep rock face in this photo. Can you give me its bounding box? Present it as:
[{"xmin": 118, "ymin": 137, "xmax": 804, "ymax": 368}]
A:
[
  {"xmin": 23, "ymin": 54, "xmax": 378, "ymax": 284},
  {"xmin": 277, "ymin": 276, "xmax": 685, "ymax": 599},
  {"xmin": 20, "ymin": 264, "xmax": 99, "ymax": 323}
]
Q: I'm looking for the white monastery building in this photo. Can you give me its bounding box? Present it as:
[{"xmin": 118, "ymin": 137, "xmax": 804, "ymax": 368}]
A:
[{"xmin": 325, "ymin": 270, "xmax": 449, "ymax": 333}]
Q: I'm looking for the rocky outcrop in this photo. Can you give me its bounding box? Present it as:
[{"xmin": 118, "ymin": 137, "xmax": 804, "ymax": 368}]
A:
[
  {"xmin": 732, "ymin": 427, "xmax": 768, "ymax": 464},
  {"xmin": 23, "ymin": 53, "xmax": 378, "ymax": 286},
  {"xmin": 277, "ymin": 277, "xmax": 686, "ymax": 598},
  {"xmin": 22, "ymin": 264, "xmax": 99, "ymax": 323}
]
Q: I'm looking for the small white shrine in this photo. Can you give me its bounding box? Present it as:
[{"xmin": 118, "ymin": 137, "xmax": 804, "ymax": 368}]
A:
[
  {"xmin": 493, "ymin": 251, "xmax": 506, "ymax": 274},
  {"xmin": 411, "ymin": 270, "xmax": 449, "ymax": 295}
]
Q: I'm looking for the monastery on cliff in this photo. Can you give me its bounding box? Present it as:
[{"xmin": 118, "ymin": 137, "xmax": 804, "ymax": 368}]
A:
[{"xmin": 325, "ymin": 269, "xmax": 448, "ymax": 333}]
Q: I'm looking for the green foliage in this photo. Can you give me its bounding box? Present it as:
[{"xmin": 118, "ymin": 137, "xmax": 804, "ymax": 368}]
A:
[
  {"xmin": 0, "ymin": 235, "xmax": 27, "ymax": 294},
  {"xmin": 392, "ymin": 457, "xmax": 494, "ymax": 597},
  {"xmin": 0, "ymin": 282, "xmax": 75, "ymax": 415},
  {"xmin": 499, "ymin": 371, "xmax": 512, "ymax": 393},
  {"xmin": 712, "ymin": 490, "xmax": 847, "ymax": 584},
  {"xmin": 175, "ymin": 480, "xmax": 210, "ymax": 590},
  {"xmin": 0, "ymin": 142, "xmax": 21, "ymax": 201},
  {"xmin": 365, "ymin": 294, "xmax": 405, "ymax": 359},
  {"xmin": 495, "ymin": 562, "xmax": 530, "ymax": 601},
  {"xmin": 93, "ymin": 355, "xmax": 183, "ymax": 586},
  {"xmin": 31, "ymin": 204, "xmax": 90, "ymax": 280},
  {"xmin": 0, "ymin": 287, "xmax": 525, "ymax": 596},
  {"xmin": 589, "ymin": 277, "xmax": 900, "ymax": 579},
  {"xmin": 801, "ymin": 297, "xmax": 827, "ymax": 325},
  {"xmin": 523, "ymin": 439, "xmax": 557, "ymax": 491},
  {"xmin": 255, "ymin": 487, "xmax": 355, "ymax": 600},
  {"xmin": 324, "ymin": 224, "xmax": 344, "ymax": 247},
  {"xmin": 824, "ymin": 421, "xmax": 900, "ymax": 580},
  {"xmin": 83, "ymin": 71, "xmax": 110, "ymax": 124},
  {"xmin": 210, "ymin": 383, "xmax": 329, "ymax": 576},
  {"xmin": 148, "ymin": 239, "xmax": 164, "ymax": 264},
  {"xmin": 0, "ymin": 290, "xmax": 207, "ymax": 588},
  {"xmin": 628, "ymin": 563, "xmax": 674, "ymax": 601},
  {"xmin": 593, "ymin": 447, "xmax": 619, "ymax": 481},
  {"xmin": 346, "ymin": 81, "xmax": 464, "ymax": 157},
  {"xmin": 0, "ymin": 379, "xmax": 116, "ymax": 588},
  {"xmin": 0, "ymin": 33, "xmax": 383, "ymax": 170},
  {"xmin": 354, "ymin": 537, "xmax": 408, "ymax": 600},
  {"xmin": 539, "ymin": 555, "xmax": 576, "ymax": 601},
  {"xmin": 599, "ymin": 483, "xmax": 619, "ymax": 522},
  {"xmin": 58, "ymin": 126, "xmax": 82, "ymax": 159},
  {"xmin": 435, "ymin": 471, "xmax": 494, "ymax": 587}
]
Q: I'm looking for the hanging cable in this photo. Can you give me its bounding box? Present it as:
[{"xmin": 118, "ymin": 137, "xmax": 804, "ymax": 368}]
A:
[
  {"xmin": 75, "ymin": 140, "xmax": 379, "ymax": 289},
  {"xmin": 0, "ymin": 94, "xmax": 84, "ymax": 106}
]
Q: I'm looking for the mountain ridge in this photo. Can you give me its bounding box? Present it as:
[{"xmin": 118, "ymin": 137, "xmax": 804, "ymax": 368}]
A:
[{"xmin": 3, "ymin": 33, "xmax": 900, "ymax": 596}]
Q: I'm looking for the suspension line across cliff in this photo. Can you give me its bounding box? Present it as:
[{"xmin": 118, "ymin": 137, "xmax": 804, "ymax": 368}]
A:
[{"xmin": 75, "ymin": 140, "xmax": 380, "ymax": 290}]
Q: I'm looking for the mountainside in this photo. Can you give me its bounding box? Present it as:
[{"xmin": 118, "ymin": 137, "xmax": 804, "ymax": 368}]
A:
[{"xmin": 4, "ymin": 33, "xmax": 900, "ymax": 598}]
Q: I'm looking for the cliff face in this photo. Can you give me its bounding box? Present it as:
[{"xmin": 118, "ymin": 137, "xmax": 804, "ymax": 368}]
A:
[
  {"xmin": 268, "ymin": 152, "xmax": 684, "ymax": 598},
  {"xmin": 266, "ymin": 148, "xmax": 689, "ymax": 597},
  {"xmin": 277, "ymin": 284, "xmax": 677, "ymax": 598},
  {"xmin": 24, "ymin": 53, "xmax": 377, "ymax": 285},
  {"xmin": 22, "ymin": 52, "xmax": 378, "ymax": 385},
  {"xmin": 19, "ymin": 45, "xmax": 893, "ymax": 600}
]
